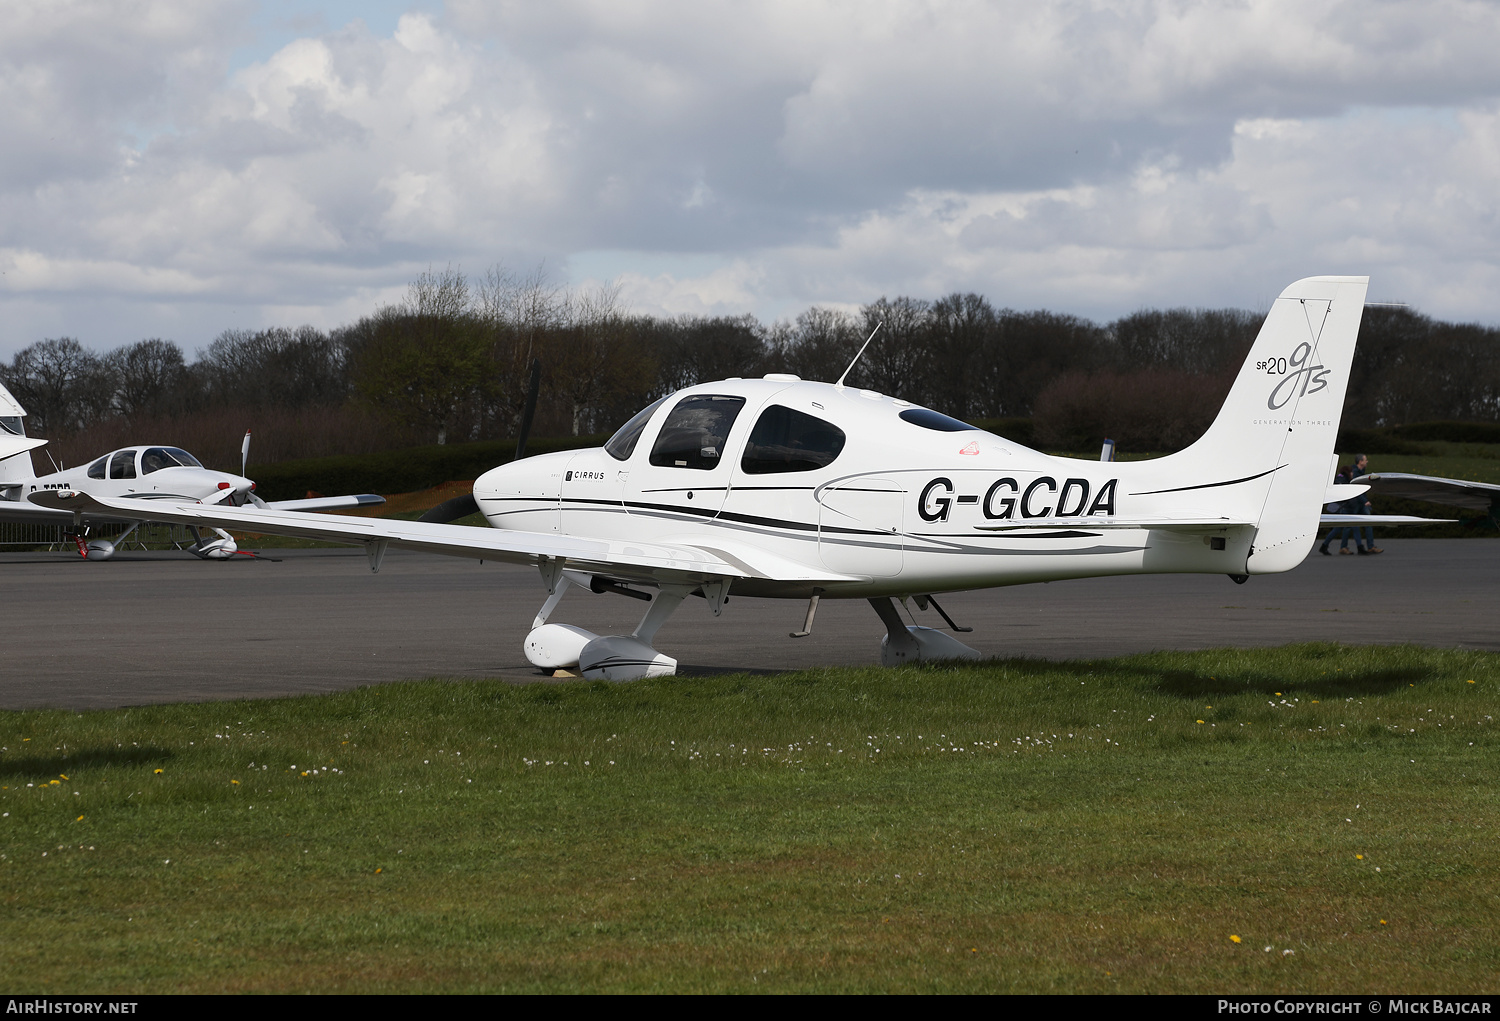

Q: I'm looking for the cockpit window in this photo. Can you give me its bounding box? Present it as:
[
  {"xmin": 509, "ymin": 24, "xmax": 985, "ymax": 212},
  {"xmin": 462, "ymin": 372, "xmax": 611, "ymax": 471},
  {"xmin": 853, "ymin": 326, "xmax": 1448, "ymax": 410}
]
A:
[
  {"xmin": 649, "ymin": 395, "xmax": 746, "ymax": 470},
  {"xmin": 141, "ymin": 447, "xmax": 201, "ymax": 473},
  {"xmin": 899, "ymin": 408, "xmax": 977, "ymax": 432},
  {"xmin": 740, "ymin": 405, "xmax": 846, "ymax": 474},
  {"xmin": 604, "ymin": 397, "xmax": 667, "ymax": 462},
  {"xmin": 108, "ymin": 450, "xmax": 138, "ymax": 479},
  {"xmin": 0, "ymin": 416, "xmax": 23, "ymax": 436},
  {"xmin": 87, "ymin": 458, "xmax": 106, "ymax": 479}
]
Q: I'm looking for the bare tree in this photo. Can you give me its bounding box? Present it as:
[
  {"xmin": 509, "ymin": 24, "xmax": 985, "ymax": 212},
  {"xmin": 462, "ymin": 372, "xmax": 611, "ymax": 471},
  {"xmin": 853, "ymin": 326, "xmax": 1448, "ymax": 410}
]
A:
[
  {"xmin": 2, "ymin": 337, "xmax": 112, "ymax": 435},
  {"xmin": 107, "ymin": 338, "xmax": 189, "ymax": 418}
]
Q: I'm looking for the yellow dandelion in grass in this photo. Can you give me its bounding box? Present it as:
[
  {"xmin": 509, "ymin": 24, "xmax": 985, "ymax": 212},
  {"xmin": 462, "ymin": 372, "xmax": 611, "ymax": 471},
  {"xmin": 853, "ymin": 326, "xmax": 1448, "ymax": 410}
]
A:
[
  {"xmin": 230, "ymin": 780, "xmax": 240, "ymax": 785},
  {"xmin": 1197, "ymin": 720, "xmax": 1205, "ymax": 724},
  {"xmin": 1380, "ymin": 919, "xmax": 1387, "ymax": 925},
  {"xmin": 76, "ymin": 815, "xmax": 83, "ymax": 822},
  {"xmin": 1467, "ymin": 680, "xmax": 1476, "ymax": 684},
  {"xmin": 1230, "ymin": 935, "xmax": 1241, "ymax": 943},
  {"xmin": 49, "ymin": 780, "xmax": 60, "ymax": 786},
  {"xmin": 153, "ymin": 769, "xmax": 163, "ymax": 775},
  {"xmin": 375, "ymin": 867, "xmax": 383, "ymax": 874},
  {"xmin": 59, "ymin": 774, "xmax": 68, "ymax": 780},
  {"xmin": 1356, "ymin": 854, "xmax": 1364, "ymax": 860}
]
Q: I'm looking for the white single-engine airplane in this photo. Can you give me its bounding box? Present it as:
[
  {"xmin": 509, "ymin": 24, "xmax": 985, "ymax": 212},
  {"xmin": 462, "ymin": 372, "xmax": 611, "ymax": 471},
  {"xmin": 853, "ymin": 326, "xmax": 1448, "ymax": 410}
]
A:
[
  {"xmin": 32, "ymin": 276, "xmax": 1421, "ymax": 676},
  {"xmin": 1, "ymin": 384, "xmax": 383, "ymax": 559}
]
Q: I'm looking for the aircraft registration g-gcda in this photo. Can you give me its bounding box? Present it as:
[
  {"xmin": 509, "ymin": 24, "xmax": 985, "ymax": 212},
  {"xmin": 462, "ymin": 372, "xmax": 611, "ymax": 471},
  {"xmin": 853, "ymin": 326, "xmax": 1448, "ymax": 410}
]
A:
[{"xmin": 35, "ymin": 276, "xmax": 1377, "ymax": 680}]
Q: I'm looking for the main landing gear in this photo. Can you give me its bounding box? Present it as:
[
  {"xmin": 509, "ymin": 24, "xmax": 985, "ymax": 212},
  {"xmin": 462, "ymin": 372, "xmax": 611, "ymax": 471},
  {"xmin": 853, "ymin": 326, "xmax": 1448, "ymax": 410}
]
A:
[
  {"xmin": 523, "ymin": 562, "xmax": 731, "ymax": 681},
  {"xmin": 524, "ymin": 565, "xmax": 985, "ymax": 680},
  {"xmin": 868, "ymin": 596, "xmax": 983, "ymax": 666}
]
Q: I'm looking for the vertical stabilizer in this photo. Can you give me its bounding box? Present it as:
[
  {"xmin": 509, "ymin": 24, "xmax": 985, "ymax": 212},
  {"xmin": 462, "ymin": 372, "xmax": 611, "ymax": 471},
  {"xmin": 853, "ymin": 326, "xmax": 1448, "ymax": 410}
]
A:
[
  {"xmin": 0, "ymin": 380, "xmax": 41, "ymax": 490},
  {"xmin": 1160, "ymin": 275, "xmax": 1368, "ymax": 572}
]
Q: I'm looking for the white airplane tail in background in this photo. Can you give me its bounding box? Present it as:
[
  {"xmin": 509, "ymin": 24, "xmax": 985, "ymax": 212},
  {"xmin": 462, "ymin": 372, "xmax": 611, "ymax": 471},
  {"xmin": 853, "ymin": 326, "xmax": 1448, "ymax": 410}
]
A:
[
  {"xmin": 1158, "ymin": 275, "xmax": 1370, "ymax": 573},
  {"xmin": 0, "ymin": 380, "xmax": 43, "ymax": 491}
]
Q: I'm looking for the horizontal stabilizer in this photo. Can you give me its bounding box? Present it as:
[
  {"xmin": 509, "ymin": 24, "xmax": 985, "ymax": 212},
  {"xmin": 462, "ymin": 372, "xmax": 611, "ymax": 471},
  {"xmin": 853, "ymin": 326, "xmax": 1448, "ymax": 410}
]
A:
[
  {"xmin": 0, "ymin": 435, "xmax": 45, "ymax": 462},
  {"xmin": 1325, "ymin": 483, "xmax": 1370, "ymax": 503}
]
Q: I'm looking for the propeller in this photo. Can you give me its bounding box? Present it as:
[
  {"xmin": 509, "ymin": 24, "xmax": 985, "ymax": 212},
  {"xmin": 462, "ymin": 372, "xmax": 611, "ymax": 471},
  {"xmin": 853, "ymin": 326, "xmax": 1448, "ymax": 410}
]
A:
[
  {"xmin": 419, "ymin": 492, "xmax": 479, "ymax": 523},
  {"xmin": 241, "ymin": 430, "xmax": 251, "ymax": 477}
]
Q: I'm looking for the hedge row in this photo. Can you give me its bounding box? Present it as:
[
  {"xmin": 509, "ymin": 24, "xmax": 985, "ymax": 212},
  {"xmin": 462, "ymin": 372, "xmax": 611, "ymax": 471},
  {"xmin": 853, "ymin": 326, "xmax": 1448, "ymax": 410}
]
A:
[{"xmin": 250, "ymin": 433, "xmax": 607, "ymax": 502}]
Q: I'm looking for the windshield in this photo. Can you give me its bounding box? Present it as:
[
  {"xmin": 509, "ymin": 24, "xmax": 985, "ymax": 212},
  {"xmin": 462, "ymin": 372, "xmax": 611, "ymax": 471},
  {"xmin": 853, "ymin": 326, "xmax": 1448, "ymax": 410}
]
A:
[
  {"xmin": 605, "ymin": 397, "xmax": 667, "ymax": 461},
  {"xmin": 141, "ymin": 447, "xmax": 202, "ymax": 474},
  {"xmin": 0, "ymin": 416, "xmax": 22, "ymax": 436}
]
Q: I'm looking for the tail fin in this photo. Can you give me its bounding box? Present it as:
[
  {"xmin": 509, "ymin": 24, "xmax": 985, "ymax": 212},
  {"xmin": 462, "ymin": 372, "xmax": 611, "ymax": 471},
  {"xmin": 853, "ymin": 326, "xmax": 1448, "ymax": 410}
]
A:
[
  {"xmin": 0, "ymin": 379, "xmax": 41, "ymax": 488},
  {"xmin": 1164, "ymin": 275, "xmax": 1369, "ymax": 573}
]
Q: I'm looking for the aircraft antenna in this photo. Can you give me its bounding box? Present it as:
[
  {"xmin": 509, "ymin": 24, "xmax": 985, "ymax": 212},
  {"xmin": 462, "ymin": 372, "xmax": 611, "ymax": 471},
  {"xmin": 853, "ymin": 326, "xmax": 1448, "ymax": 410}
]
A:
[
  {"xmin": 835, "ymin": 321, "xmax": 884, "ymax": 388},
  {"xmin": 46, "ymin": 450, "xmax": 62, "ymax": 473}
]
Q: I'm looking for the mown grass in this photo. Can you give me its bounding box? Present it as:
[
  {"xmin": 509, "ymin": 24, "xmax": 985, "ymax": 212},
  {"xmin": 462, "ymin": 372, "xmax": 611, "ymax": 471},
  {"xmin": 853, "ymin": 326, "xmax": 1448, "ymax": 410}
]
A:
[{"xmin": 3, "ymin": 644, "xmax": 1497, "ymax": 993}]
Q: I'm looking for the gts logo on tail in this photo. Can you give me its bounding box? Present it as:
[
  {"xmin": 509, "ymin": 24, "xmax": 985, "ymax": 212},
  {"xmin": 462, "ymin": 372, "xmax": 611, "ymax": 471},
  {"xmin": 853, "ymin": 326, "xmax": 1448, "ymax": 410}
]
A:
[{"xmin": 919, "ymin": 477, "xmax": 1118, "ymax": 523}]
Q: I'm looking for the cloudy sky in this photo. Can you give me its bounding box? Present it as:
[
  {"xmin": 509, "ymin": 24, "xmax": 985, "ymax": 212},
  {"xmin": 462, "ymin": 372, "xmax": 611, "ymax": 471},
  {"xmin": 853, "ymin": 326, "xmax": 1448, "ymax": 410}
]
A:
[{"xmin": 3, "ymin": 0, "xmax": 1500, "ymax": 359}]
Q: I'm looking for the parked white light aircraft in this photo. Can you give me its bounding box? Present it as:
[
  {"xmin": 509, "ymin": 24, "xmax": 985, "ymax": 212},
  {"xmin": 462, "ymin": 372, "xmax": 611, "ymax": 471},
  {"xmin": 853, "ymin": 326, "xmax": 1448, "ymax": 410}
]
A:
[
  {"xmin": 35, "ymin": 276, "xmax": 1404, "ymax": 676},
  {"xmin": 0, "ymin": 385, "xmax": 383, "ymax": 559}
]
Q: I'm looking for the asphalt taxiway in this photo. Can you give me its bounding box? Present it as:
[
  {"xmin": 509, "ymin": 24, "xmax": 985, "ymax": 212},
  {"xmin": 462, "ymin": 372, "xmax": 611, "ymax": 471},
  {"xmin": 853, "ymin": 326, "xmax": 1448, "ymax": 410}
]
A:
[{"xmin": 2, "ymin": 538, "xmax": 1494, "ymax": 709}]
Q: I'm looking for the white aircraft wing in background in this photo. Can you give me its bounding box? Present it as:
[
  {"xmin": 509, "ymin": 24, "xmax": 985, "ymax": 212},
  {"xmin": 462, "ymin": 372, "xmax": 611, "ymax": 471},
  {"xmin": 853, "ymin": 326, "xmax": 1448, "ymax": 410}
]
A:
[{"xmin": 1359, "ymin": 471, "xmax": 1500, "ymax": 518}]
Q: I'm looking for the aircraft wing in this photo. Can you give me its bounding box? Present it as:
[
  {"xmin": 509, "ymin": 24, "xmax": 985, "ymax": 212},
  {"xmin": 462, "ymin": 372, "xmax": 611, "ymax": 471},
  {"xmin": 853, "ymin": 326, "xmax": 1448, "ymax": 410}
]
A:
[
  {"xmin": 26, "ymin": 490, "xmax": 857, "ymax": 587},
  {"xmin": 1358, "ymin": 472, "xmax": 1500, "ymax": 514},
  {"xmin": 264, "ymin": 494, "xmax": 386, "ymax": 512},
  {"xmin": 0, "ymin": 498, "xmax": 138, "ymax": 526}
]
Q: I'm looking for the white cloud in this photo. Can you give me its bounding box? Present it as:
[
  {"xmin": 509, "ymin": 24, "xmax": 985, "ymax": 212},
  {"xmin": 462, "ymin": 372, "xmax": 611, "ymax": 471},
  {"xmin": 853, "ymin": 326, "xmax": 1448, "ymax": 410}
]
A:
[{"xmin": 4, "ymin": 0, "xmax": 1500, "ymax": 358}]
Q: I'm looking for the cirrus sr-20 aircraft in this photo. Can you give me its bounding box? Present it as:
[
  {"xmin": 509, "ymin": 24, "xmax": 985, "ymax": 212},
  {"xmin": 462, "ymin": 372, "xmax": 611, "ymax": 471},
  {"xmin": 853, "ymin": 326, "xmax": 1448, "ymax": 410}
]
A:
[
  {"xmin": 1, "ymin": 388, "xmax": 382, "ymax": 559},
  {"xmin": 29, "ymin": 276, "xmax": 1436, "ymax": 677}
]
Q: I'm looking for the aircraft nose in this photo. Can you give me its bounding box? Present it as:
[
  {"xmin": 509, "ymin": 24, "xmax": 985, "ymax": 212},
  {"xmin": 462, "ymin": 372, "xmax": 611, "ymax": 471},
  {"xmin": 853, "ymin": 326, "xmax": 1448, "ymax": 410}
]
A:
[{"xmin": 476, "ymin": 451, "xmax": 570, "ymax": 502}]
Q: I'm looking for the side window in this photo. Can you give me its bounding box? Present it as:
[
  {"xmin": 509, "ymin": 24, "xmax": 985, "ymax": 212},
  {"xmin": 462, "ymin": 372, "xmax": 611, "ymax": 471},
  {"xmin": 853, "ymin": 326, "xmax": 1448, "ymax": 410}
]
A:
[
  {"xmin": 604, "ymin": 397, "xmax": 667, "ymax": 462},
  {"xmin": 648, "ymin": 395, "xmax": 746, "ymax": 470},
  {"xmin": 141, "ymin": 448, "xmax": 170, "ymax": 474},
  {"xmin": 740, "ymin": 405, "xmax": 846, "ymax": 474},
  {"xmin": 108, "ymin": 450, "xmax": 138, "ymax": 480},
  {"xmin": 899, "ymin": 408, "xmax": 976, "ymax": 432},
  {"xmin": 87, "ymin": 458, "xmax": 107, "ymax": 479}
]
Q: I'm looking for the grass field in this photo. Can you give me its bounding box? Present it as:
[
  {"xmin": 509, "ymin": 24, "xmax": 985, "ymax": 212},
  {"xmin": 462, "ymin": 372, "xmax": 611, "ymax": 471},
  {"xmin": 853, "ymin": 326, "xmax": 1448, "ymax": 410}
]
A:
[{"xmin": 3, "ymin": 644, "xmax": 1497, "ymax": 993}]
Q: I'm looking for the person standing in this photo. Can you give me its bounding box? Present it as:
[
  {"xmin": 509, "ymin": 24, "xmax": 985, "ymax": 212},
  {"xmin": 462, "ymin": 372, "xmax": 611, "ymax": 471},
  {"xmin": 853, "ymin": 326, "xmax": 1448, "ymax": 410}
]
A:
[
  {"xmin": 1318, "ymin": 463, "xmax": 1354, "ymax": 555},
  {"xmin": 1349, "ymin": 453, "xmax": 1383, "ymax": 555}
]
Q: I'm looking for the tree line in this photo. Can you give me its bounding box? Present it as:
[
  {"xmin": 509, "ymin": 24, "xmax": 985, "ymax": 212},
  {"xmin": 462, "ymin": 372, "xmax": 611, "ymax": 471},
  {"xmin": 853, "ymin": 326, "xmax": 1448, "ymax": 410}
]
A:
[{"xmin": 4, "ymin": 266, "xmax": 1498, "ymax": 471}]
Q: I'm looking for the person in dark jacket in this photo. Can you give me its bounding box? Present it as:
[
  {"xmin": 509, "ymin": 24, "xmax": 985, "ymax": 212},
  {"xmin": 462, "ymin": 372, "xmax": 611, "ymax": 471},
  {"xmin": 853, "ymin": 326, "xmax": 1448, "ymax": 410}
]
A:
[
  {"xmin": 1348, "ymin": 454, "xmax": 1383, "ymax": 554},
  {"xmin": 1318, "ymin": 464, "xmax": 1355, "ymax": 555}
]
